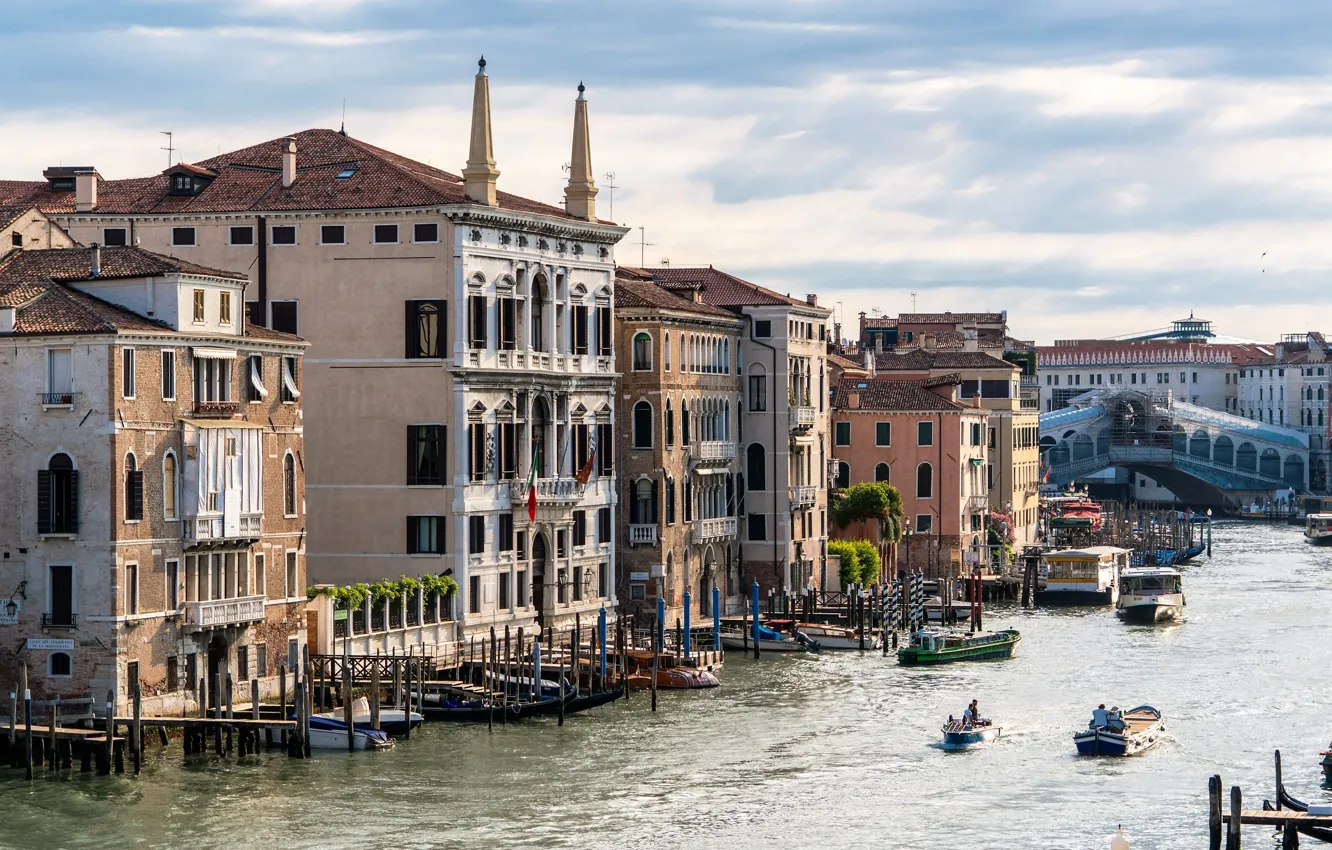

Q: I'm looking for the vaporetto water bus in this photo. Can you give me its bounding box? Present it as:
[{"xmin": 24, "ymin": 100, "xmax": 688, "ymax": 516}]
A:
[
  {"xmin": 1116, "ymin": 567, "xmax": 1185, "ymax": 623},
  {"xmin": 1306, "ymin": 513, "xmax": 1332, "ymax": 545},
  {"xmin": 1034, "ymin": 546, "xmax": 1131, "ymax": 606}
]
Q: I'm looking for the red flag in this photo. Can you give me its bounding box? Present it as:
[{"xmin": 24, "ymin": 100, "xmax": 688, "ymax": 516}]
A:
[
  {"xmin": 526, "ymin": 446, "xmax": 540, "ymax": 522},
  {"xmin": 575, "ymin": 438, "xmax": 597, "ymax": 486}
]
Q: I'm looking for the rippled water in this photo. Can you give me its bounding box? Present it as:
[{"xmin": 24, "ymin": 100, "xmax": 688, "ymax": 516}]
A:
[{"xmin": 5, "ymin": 521, "xmax": 1330, "ymax": 850}]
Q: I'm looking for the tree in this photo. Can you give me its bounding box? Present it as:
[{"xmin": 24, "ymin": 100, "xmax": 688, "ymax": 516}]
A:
[
  {"xmin": 829, "ymin": 539, "xmax": 861, "ymax": 587},
  {"xmin": 831, "ymin": 482, "xmax": 905, "ymax": 544}
]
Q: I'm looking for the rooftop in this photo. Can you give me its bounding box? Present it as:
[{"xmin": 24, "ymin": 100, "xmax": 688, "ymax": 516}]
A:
[
  {"xmin": 614, "ymin": 267, "xmax": 739, "ymax": 319},
  {"xmin": 647, "ymin": 266, "xmax": 827, "ymax": 312},
  {"xmin": 832, "ymin": 376, "xmax": 968, "ymax": 412},
  {"xmin": 0, "ymin": 246, "xmax": 249, "ymax": 284},
  {"xmin": 873, "ymin": 349, "xmax": 1018, "ymax": 372},
  {"xmin": 897, "ymin": 311, "xmax": 1007, "ymax": 325}
]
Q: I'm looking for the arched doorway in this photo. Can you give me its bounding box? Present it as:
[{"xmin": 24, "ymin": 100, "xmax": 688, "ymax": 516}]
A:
[
  {"xmin": 531, "ymin": 532, "xmax": 548, "ymax": 626},
  {"xmin": 207, "ymin": 635, "xmax": 228, "ymax": 712}
]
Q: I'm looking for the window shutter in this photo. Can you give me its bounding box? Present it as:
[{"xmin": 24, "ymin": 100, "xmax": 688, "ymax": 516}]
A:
[
  {"xmin": 130, "ymin": 470, "xmax": 144, "ymax": 520},
  {"xmin": 405, "ymin": 301, "xmax": 417, "ymax": 358},
  {"xmin": 68, "ymin": 470, "xmax": 79, "ymax": 533},
  {"xmin": 406, "ymin": 425, "xmax": 417, "ymax": 485},
  {"xmin": 653, "ymin": 479, "xmax": 661, "ymax": 524},
  {"xmin": 37, "ymin": 470, "xmax": 51, "ymax": 534},
  {"xmin": 406, "ymin": 517, "xmax": 415, "ymax": 555}
]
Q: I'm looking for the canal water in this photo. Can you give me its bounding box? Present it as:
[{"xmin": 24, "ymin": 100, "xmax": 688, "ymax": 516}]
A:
[{"xmin": 5, "ymin": 521, "xmax": 1329, "ymax": 849}]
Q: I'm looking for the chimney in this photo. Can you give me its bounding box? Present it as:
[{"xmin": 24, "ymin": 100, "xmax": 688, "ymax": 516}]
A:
[
  {"xmin": 75, "ymin": 168, "xmax": 98, "ymax": 212},
  {"xmin": 90, "ymin": 243, "xmax": 101, "ymax": 278},
  {"xmin": 963, "ymin": 328, "xmax": 979, "ymax": 352},
  {"xmin": 847, "ymin": 392, "xmax": 860, "ymax": 409},
  {"xmin": 463, "ymin": 56, "xmax": 501, "ymax": 207},
  {"xmin": 806, "ymin": 294, "xmax": 818, "ymax": 307},
  {"xmin": 563, "ymin": 82, "xmax": 599, "ymax": 220},
  {"xmin": 0, "ymin": 307, "xmax": 14, "ymax": 334},
  {"xmin": 281, "ymin": 138, "xmax": 297, "ymax": 188}
]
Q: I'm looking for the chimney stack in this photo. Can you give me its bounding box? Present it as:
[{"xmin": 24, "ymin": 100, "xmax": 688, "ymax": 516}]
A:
[
  {"xmin": 90, "ymin": 243, "xmax": 101, "ymax": 278},
  {"xmin": 75, "ymin": 168, "xmax": 98, "ymax": 212},
  {"xmin": 806, "ymin": 294, "xmax": 818, "ymax": 307},
  {"xmin": 281, "ymin": 138, "xmax": 297, "ymax": 188},
  {"xmin": 847, "ymin": 391, "xmax": 860, "ymax": 409},
  {"xmin": 463, "ymin": 57, "xmax": 501, "ymax": 207},
  {"xmin": 563, "ymin": 82, "xmax": 599, "ymax": 220}
]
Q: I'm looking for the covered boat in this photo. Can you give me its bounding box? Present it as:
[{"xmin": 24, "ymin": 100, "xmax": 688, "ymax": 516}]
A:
[
  {"xmin": 1116, "ymin": 567, "xmax": 1185, "ymax": 623},
  {"xmin": 896, "ymin": 628, "xmax": 1020, "ymax": 665},
  {"xmin": 1035, "ymin": 546, "xmax": 1130, "ymax": 606},
  {"xmin": 1073, "ymin": 705, "xmax": 1164, "ymax": 756},
  {"xmin": 1307, "ymin": 513, "xmax": 1332, "ymax": 545},
  {"xmin": 940, "ymin": 717, "xmax": 1001, "ymax": 750}
]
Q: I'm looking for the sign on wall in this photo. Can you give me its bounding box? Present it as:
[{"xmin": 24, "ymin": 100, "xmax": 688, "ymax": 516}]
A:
[
  {"xmin": 27, "ymin": 638, "xmax": 74, "ymax": 651},
  {"xmin": 0, "ymin": 600, "xmax": 17, "ymax": 626},
  {"xmin": 629, "ymin": 571, "xmax": 650, "ymax": 582}
]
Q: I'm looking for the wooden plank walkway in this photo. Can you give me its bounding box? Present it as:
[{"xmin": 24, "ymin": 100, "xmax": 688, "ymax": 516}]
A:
[
  {"xmin": 113, "ymin": 717, "xmax": 296, "ymax": 729},
  {"xmin": 0, "ymin": 720, "xmax": 119, "ymax": 741}
]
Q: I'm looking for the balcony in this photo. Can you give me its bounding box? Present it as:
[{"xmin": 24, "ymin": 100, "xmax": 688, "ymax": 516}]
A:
[
  {"xmin": 966, "ymin": 494, "xmax": 992, "ymax": 513},
  {"xmin": 691, "ymin": 441, "xmax": 737, "ymax": 466},
  {"xmin": 39, "ymin": 391, "xmax": 79, "ymax": 408},
  {"xmin": 41, "ymin": 613, "xmax": 77, "ymax": 629},
  {"xmin": 695, "ymin": 516, "xmax": 737, "ymax": 541},
  {"xmin": 789, "ymin": 485, "xmax": 817, "ymax": 507},
  {"xmin": 185, "ymin": 513, "xmax": 262, "ymax": 546},
  {"xmin": 1020, "ymin": 375, "xmax": 1039, "ymax": 388},
  {"xmin": 508, "ymin": 477, "xmax": 587, "ymax": 509},
  {"xmin": 789, "ymin": 406, "xmax": 816, "ymax": 432},
  {"xmin": 183, "ymin": 595, "xmax": 265, "ymax": 631},
  {"xmin": 191, "ymin": 400, "xmax": 239, "ymax": 418},
  {"xmin": 629, "ymin": 524, "xmax": 659, "ymax": 546}
]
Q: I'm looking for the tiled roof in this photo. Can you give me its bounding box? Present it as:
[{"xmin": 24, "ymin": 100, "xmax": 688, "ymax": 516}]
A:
[
  {"xmin": 646, "ymin": 266, "xmax": 821, "ymax": 311},
  {"xmin": 1038, "ymin": 342, "xmax": 1270, "ymax": 367},
  {"xmin": 873, "ymin": 349, "xmax": 1017, "ymax": 372},
  {"xmin": 898, "ymin": 312, "xmax": 1006, "ymax": 325},
  {"xmin": 861, "ymin": 316, "xmax": 897, "ymax": 329},
  {"xmin": 0, "ymin": 246, "xmax": 248, "ymax": 283},
  {"xmin": 828, "ymin": 352, "xmax": 869, "ymax": 373},
  {"xmin": 0, "ymin": 206, "xmax": 31, "ymax": 231},
  {"xmin": 0, "ymin": 280, "xmax": 172, "ymax": 335},
  {"xmin": 0, "ymin": 129, "xmax": 604, "ymax": 222},
  {"xmin": 614, "ymin": 267, "xmax": 738, "ymax": 319},
  {"xmin": 833, "ymin": 376, "xmax": 967, "ymax": 412}
]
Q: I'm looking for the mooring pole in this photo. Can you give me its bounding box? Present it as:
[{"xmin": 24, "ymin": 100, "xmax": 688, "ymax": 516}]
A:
[
  {"xmin": 751, "ymin": 580, "xmax": 761, "ymax": 659},
  {"xmin": 682, "ymin": 590, "xmax": 692, "ymax": 659},
  {"xmin": 598, "ymin": 607, "xmax": 608, "ymax": 686},
  {"xmin": 712, "ymin": 586, "xmax": 721, "ymax": 653}
]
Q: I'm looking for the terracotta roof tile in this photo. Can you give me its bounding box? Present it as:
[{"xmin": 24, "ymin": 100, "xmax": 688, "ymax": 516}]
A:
[
  {"xmin": 0, "ymin": 206, "xmax": 31, "ymax": 231},
  {"xmin": 614, "ymin": 267, "xmax": 738, "ymax": 319},
  {"xmin": 873, "ymin": 349, "xmax": 1017, "ymax": 372},
  {"xmin": 646, "ymin": 266, "xmax": 823, "ymax": 311},
  {"xmin": 0, "ymin": 246, "xmax": 248, "ymax": 283},
  {"xmin": 0, "ymin": 280, "xmax": 169, "ymax": 336},
  {"xmin": 898, "ymin": 312, "xmax": 1006, "ymax": 325},
  {"xmin": 833, "ymin": 376, "xmax": 966, "ymax": 412}
]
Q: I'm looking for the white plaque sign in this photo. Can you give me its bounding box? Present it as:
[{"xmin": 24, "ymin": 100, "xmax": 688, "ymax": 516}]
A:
[
  {"xmin": 629, "ymin": 571, "xmax": 650, "ymax": 582},
  {"xmin": 27, "ymin": 638, "xmax": 74, "ymax": 651}
]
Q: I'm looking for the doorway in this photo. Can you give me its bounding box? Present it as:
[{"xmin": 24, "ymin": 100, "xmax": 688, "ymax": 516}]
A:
[
  {"xmin": 207, "ymin": 636, "xmax": 228, "ymax": 712},
  {"xmin": 532, "ymin": 532, "xmax": 547, "ymax": 627}
]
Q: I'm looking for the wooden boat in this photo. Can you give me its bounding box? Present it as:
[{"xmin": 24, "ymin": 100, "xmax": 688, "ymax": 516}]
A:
[
  {"xmin": 1073, "ymin": 705, "xmax": 1164, "ymax": 756},
  {"xmin": 1116, "ymin": 567, "xmax": 1185, "ymax": 623},
  {"xmin": 558, "ymin": 685, "xmax": 626, "ymax": 715},
  {"xmin": 418, "ymin": 694, "xmax": 563, "ymax": 722},
  {"xmin": 940, "ymin": 718, "xmax": 1001, "ymax": 750},
  {"xmin": 719, "ymin": 621, "xmax": 813, "ymax": 653},
  {"xmin": 1035, "ymin": 546, "xmax": 1130, "ymax": 605},
  {"xmin": 1307, "ymin": 513, "xmax": 1332, "ymax": 545},
  {"xmin": 305, "ymin": 714, "xmax": 395, "ymax": 750},
  {"xmin": 896, "ymin": 628, "xmax": 1020, "ymax": 665},
  {"xmin": 317, "ymin": 697, "xmax": 422, "ymax": 736},
  {"xmin": 626, "ymin": 651, "xmax": 720, "ymax": 688},
  {"xmin": 795, "ymin": 623, "xmax": 878, "ymax": 651}
]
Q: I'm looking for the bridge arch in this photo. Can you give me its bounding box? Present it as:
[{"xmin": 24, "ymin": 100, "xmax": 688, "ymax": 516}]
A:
[
  {"xmin": 1213, "ymin": 435, "xmax": 1234, "ymax": 466},
  {"xmin": 1051, "ymin": 440, "xmax": 1070, "ymax": 466},
  {"xmin": 1284, "ymin": 454, "xmax": 1306, "ymax": 487},
  {"xmin": 1072, "ymin": 433, "xmax": 1094, "ymax": 462},
  {"xmin": 1260, "ymin": 448, "xmax": 1281, "ymax": 479},
  {"xmin": 1236, "ymin": 442, "xmax": 1257, "ymax": 471},
  {"xmin": 1096, "ymin": 428, "xmax": 1110, "ymax": 456},
  {"xmin": 1172, "ymin": 426, "xmax": 1187, "ymax": 453},
  {"xmin": 1190, "ymin": 429, "xmax": 1210, "ymax": 460}
]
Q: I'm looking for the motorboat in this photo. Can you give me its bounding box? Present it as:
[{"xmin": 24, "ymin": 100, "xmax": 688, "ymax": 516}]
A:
[
  {"xmin": 1116, "ymin": 567, "xmax": 1185, "ymax": 623},
  {"xmin": 1035, "ymin": 546, "xmax": 1130, "ymax": 605},
  {"xmin": 315, "ymin": 696, "xmax": 423, "ymax": 736},
  {"xmin": 896, "ymin": 628, "xmax": 1020, "ymax": 666},
  {"xmin": 940, "ymin": 717, "xmax": 1001, "ymax": 750},
  {"xmin": 1307, "ymin": 513, "xmax": 1332, "ymax": 545},
  {"xmin": 305, "ymin": 713, "xmax": 395, "ymax": 750},
  {"xmin": 626, "ymin": 650, "xmax": 720, "ymax": 688},
  {"xmin": 795, "ymin": 623, "xmax": 879, "ymax": 650},
  {"xmin": 1073, "ymin": 705, "xmax": 1164, "ymax": 756},
  {"xmin": 719, "ymin": 620, "xmax": 813, "ymax": 653}
]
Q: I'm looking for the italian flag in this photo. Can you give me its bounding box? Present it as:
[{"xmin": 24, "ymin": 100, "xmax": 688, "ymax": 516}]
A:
[{"xmin": 527, "ymin": 445, "xmax": 540, "ymax": 522}]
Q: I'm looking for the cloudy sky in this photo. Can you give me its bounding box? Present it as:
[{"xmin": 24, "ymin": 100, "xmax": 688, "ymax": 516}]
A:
[{"xmin": 5, "ymin": 0, "xmax": 1331, "ymax": 344}]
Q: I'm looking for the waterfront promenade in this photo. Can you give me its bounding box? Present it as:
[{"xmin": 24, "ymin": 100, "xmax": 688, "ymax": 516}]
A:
[{"xmin": 3, "ymin": 521, "xmax": 1326, "ymax": 849}]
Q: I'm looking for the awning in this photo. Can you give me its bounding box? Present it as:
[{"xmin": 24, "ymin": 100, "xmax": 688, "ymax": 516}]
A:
[
  {"xmin": 192, "ymin": 347, "xmax": 236, "ymax": 360},
  {"xmin": 249, "ymin": 356, "xmax": 268, "ymax": 399},
  {"xmin": 281, "ymin": 358, "xmax": 301, "ymax": 399}
]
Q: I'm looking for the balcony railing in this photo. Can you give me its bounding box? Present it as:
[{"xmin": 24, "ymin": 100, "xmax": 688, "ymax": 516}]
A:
[
  {"xmin": 508, "ymin": 477, "xmax": 587, "ymax": 507},
  {"xmin": 39, "ymin": 392, "xmax": 78, "ymax": 407},
  {"xmin": 966, "ymin": 494, "xmax": 992, "ymax": 513},
  {"xmin": 789, "ymin": 485, "xmax": 817, "ymax": 507},
  {"xmin": 695, "ymin": 516, "xmax": 738, "ymax": 541},
  {"xmin": 183, "ymin": 595, "xmax": 266, "ymax": 631},
  {"xmin": 191, "ymin": 400, "xmax": 240, "ymax": 417},
  {"xmin": 629, "ymin": 524, "xmax": 659, "ymax": 545},
  {"xmin": 691, "ymin": 441, "xmax": 737, "ymax": 464},
  {"xmin": 789, "ymin": 406, "xmax": 816, "ymax": 432},
  {"xmin": 185, "ymin": 513, "xmax": 262, "ymax": 544},
  {"xmin": 1020, "ymin": 375, "xmax": 1040, "ymax": 388},
  {"xmin": 41, "ymin": 613, "xmax": 77, "ymax": 629}
]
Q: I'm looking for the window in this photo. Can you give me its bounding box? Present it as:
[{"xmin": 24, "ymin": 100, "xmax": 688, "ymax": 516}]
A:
[
  {"xmin": 236, "ymin": 646, "xmax": 248, "ymax": 680},
  {"xmin": 219, "ymin": 291, "xmax": 232, "ymax": 325},
  {"xmin": 125, "ymin": 562, "xmax": 139, "ymax": 615},
  {"xmin": 683, "ymin": 480, "xmax": 693, "ymax": 522},
  {"xmin": 557, "ymin": 530, "xmax": 568, "ymax": 559},
  {"xmin": 166, "ymin": 656, "xmax": 179, "ymax": 691},
  {"xmin": 664, "ymin": 332, "xmax": 671, "ymax": 371},
  {"xmin": 469, "ymin": 575, "xmax": 481, "ymax": 614},
  {"xmin": 630, "ymin": 584, "xmax": 647, "ymax": 601},
  {"xmin": 499, "ymin": 513, "xmax": 514, "ymax": 552},
  {"xmin": 598, "ymin": 423, "xmax": 614, "ymax": 475},
  {"xmin": 500, "ymin": 297, "xmax": 517, "ymax": 350},
  {"xmin": 632, "ymin": 333, "xmax": 653, "ymax": 370},
  {"xmin": 10, "ymin": 232, "xmax": 19, "ymax": 248},
  {"xmin": 407, "ymin": 424, "xmax": 442, "ymax": 485},
  {"xmin": 633, "ymin": 401, "xmax": 654, "ymax": 449},
  {"xmin": 747, "ymin": 514, "xmax": 767, "ymax": 541},
  {"xmin": 596, "ymin": 306, "xmax": 613, "ymax": 357},
  {"xmin": 403, "ymin": 299, "xmax": 445, "ymax": 358},
  {"xmin": 270, "ymin": 301, "xmax": 298, "ymax": 335},
  {"xmin": 916, "ymin": 463, "xmax": 933, "ymax": 499},
  {"xmin": 283, "ymin": 453, "xmax": 297, "ymax": 516},
  {"xmin": 468, "ymin": 423, "xmax": 487, "ymax": 481},
  {"xmin": 103, "ymin": 227, "xmax": 128, "ymax": 247},
  {"xmin": 246, "ymin": 355, "xmax": 266, "ymax": 402},
  {"xmin": 834, "ymin": 461, "xmax": 850, "ymax": 489},
  {"xmin": 160, "ymin": 350, "xmax": 176, "ymax": 400},
  {"xmin": 749, "ymin": 375, "xmax": 767, "ymax": 411},
  {"xmin": 665, "ymin": 479, "xmax": 676, "ymax": 524},
  {"xmin": 875, "ymin": 462, "xmax": 890, "ymax": 483},
  {"xmin": 407, "ymin": 516, "xmax": 443, "ymax": 554},
  {"xmin": 875, "ymin": 422, "xmax": 891, "ymax": 446},
  {"xmin": 517, "ymin": 570, "xmax": 528, "ymax": 608},
  {"xmin": 414, "ymin": 222, "xmax": 439, "ymax": 243},
  {"xmin": 499, "ymin": 572, "xmax": 511, "ymax": 610},
  {"xmin": 229, "ymin": 225, "xmax": 254, "ymax": 245},
  {"xmin": 970, "ymin": 423, "xmax": 982, "ymax": 446},
  {"xmin": 917, "ymin": 421, "xmax": 933, "ymax": 447},
  {"xmin": 121, "ymin": 348, "xmax": 135, "ymax": 398},
  {"xmin": 599, "ymin": 562, "xmax": 609, "ymax": 598},
  {"xmin": 166, "ymin": 559, "xmax": 179, "ymax": 610},
  {"xmin": 192, "ymin": 289, "xmax": 205, "ymax": 323},
  {"xmin": 747, "ymin": 443, "xmax": 766, "ymax": 491},
  {"xmin": 271, "ymin": 225, "xmax": 296, "ymax": 245},
  {"xmin": 665, "ymin": 403, "xmax": 675, "ymax": 447},
  {"xmin": 834, "ymin": 421, "xmax": 850, "ymax": 446},
  {"xmin": 46, "ymin": 563, "xmax": 74, "ymax": 626},
  {"xmin": 573, "ymin": 304, "xmax": 589, "ymax": 355},
  {"xmin": 36, "ymin": 454, "xmax": 79, "ymax": 536},
  {"xmin": 171, "ymin": 227, "xmax": 196, "ymax": 247},
  {"xmin": 598, "ymin": 507, "xmax": 612, "ymax": 544},
  {"xmin": 285, "ymin": 551, "xmax": 298, "ymax": 599},
  {"xmin": 280, "ymin": 356, "xmax": 300, "ymax": 403},
  {"xmin": 48, "ymin": 652, "xmax": 72, "ymax": 678},
  {"xmin": 45, "ymin": 349, "xmax": 73, "ymax": 405},
  {"xmin": 754, "ymin": 320, "xmax": 771, "ymax": 338},
  {"xmin": 320, "ymin": 224, "xmax": 345, "ymax": 245},
  {"xmin": 374, "ymin": 223, "xmax": 399, "ymax": 244},
  {"xmin": 469, "ymin": 515, "xmax": 486, "ymax": 555},
  {"xmin": 915, "ymin": 514, "xmax": 934, "ymax": 534}
]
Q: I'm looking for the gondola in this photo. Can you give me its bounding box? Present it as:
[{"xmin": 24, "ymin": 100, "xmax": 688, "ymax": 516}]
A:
[
  {"xmin": 419, "ymin": 695, "xmax": 563, "ymax": 722},
  {"xmin": 1265, "ymin": 749, "xmax": 1332, "ymax": 844},
  {"xmin": 557, "ymin": 685, "xmax": 626, "ymax": 715}
]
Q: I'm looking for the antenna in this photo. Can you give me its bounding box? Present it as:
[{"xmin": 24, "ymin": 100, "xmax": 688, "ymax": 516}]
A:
[
  {"xmin": 603, "ymin": 171, "xmax": 618, "ymax": 220},
  {"xmin": 160, "ymin": 131, "xmax": 174, "ymax": 168},
  {"xmin": 341, "ymin": 98, "xmax": 347, "ymax": 135},
  {"xmin": 637, "ymin": 226, "xmax": 655, "ymax": 268},
  {"xmin": 910, "ymin": 291, "xmax": 917, "ymax": 313}
]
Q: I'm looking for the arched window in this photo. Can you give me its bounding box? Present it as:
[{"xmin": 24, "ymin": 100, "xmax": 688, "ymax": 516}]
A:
[
  {"xmin": 633, "ymin": 478, "xmax": 658, "ymax": 524},
  {"xmin": 632, "ymin": 401, "xmax": 654, "ymax": 449},
  {"xmin": 531, "ymin": 278, "xmax": 547, "ymax": 351},
  {"xmin": 834, "ymin": 461, "xmax": 850, "ymax": 489},
  {"xmin": 746, "ymin": 443, "xmax": 766, "ymax": 491},
  {"xmin": 1320, "ymin": 387, "xmax": 1326, "ymax": 401},
  {"xmin": 283, "ymin": 452, "xmax": 297, "ymax": 516},
  {"xmin": 681, "ymin": 400, "xmax": 691, "ymax": 446},
  {"xmin": 48, "ymin": 652, "xmax": 72, "ymax": 677},
  {"xmin": 163, "ymin": 452, "xmax": 178, "ymax": 520},
  {"xmin": 632, "ymin": 333, "xmax": 653, "ymax": 371},
  {"xmin": 40, "ymin": 453, "xmax": 78, "ymax": 534},
  {"xmin": 124, "ymin": 453, "xmax": 143, "ymax": 521},
  {"xmin": 916, "ymin": 463, "xmax": 933, "ymax": 499},
  {"xmin": 875, "ymin": 462, "xmax": 890, "ymax": 483},
  {"xmin": 664, "ymin": 332, "xmax": 671, "ymax": 371},
  {"xmin": 664, "ymin": 399, "xmax": 675, "ymax": 447}
]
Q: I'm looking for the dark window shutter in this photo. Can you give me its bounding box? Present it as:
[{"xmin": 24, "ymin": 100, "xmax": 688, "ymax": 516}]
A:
[
  {"xmin": 37, "ymin": 470, "xmax": 51, "ymax": 534},
  {"xmin": 68, "ymin": 470, "xmax": 79, "ymax": 533},
  {"xmin": 653, "ymin": 479, "xmax": 661, "ymax": 524},
  {"xmin": 406, "ymin": 425, "xmax": 417, "ymax": 485},
  {"xmin": 406, "ymin": 517, "xmax": 416, "ymax": 554},
  {"xmin": 441, "ymin": 425, "xmax": 446, "ymax": 481},
  {"xmin": 405, "ymin": 301, "xmax": 417, "ymax": 358},
  {"xmin": 130, "ymin": 470, "xmax": 144, "ymax": 520}
]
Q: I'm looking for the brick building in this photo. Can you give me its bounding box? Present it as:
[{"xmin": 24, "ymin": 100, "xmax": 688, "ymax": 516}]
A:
[{"xmin": 0, "ymin": 245, "xmax": 307, "ymax": 714}]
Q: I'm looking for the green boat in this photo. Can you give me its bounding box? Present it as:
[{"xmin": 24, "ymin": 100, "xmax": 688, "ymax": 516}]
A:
[{"xmin": 896, "ymin": 628, "xmax": 1021, "ymax": 665}]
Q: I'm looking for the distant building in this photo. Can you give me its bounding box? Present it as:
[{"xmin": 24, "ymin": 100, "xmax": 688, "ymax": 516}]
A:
[{"xmin": 1235, "ymin": 332, "xmax": 1331, "ymax": 490}]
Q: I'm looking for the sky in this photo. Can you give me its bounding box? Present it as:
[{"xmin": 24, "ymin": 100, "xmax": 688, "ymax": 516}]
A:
[{"xmin": 4, "ymin": 0, "xmax": 1332, "ymax": 345}]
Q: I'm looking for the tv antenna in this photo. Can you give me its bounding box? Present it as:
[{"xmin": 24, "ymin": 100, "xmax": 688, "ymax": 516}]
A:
[
  {"xmin": 160, "ymin": 131, "xmax": 174, "ymax": 168},
  {"xmin": 637, "ymin": 226, "xmax": 655, "ymax": 268},
  {"xmin": 604, "ymin": 171, "xmax": 619, "ymax": 220},
  {"xmin": 910, "ymin": 291, "xmax": 917, "ymax": 313}
]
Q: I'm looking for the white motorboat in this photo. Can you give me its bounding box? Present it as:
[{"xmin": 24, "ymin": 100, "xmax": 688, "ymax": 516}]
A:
[
  {"xmin": 1307, "ymin": 513, "xmax": 1332, "ymax": 545},
  {"xmin": 1074, "ymin": 705, "xmax": 1164, "ymax": 756},
  {"xmin": 941, "ymin": 717, "xmax": 1001, "ymax": 751},
  {"xmin": 321, "ymin": 696, "xmax": 423, "ymax": 736},
  {"xmin": 306, "ymin": 713, "xmax": 395, "ymax": 750},
  {"xmin": 1035, "ymin": 546, "xmax": 1131, "ymax": 605},
  {"xmin": 795, "ymin": 623, "xmax": 878, "ymax": 650},
  {"xmin": 719, "ymin": 622, "xmax": 813, "ymax": 653},
  {"xmin": 1116, "ymin": 567, "xmax": 1185, "ymax": 623}
]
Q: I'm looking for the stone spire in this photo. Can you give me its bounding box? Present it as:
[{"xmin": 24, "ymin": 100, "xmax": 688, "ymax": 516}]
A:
[
  {"xmin": 563, "ymin": 81, "xmax": 598, "ymax": 221},
  {"xmin": 463, "ymin": 56, "xmax": 500, "ymax": 207}
]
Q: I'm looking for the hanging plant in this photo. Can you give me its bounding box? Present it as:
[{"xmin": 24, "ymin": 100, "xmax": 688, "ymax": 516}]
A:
[
  {"xmin": 398, "ymin": 575, "xmax": 422, "ymax": 596},
  {"xmin": 421, "ymin": 573, "xmax": 459, "ymax": 599},
  {"xmin": 369, "ymin": 579, "xmax": 401, "ymax": 602}
]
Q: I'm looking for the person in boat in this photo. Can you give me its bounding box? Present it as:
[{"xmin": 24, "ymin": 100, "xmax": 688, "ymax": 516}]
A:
[
  {"xmin": 1107, "ymin": 706, "xmax": 1126, "ymax": 732},
  {"xmin": 961, "ymin": 707, "xmax": 974, "ymax": 728},
  {"xmin": 1091, "ymin": 704, "xmax": 1109, "ymax": 729},
  {"xmin": 969, "ymin": 699, "xmax": 990, "ymax": 727}
]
